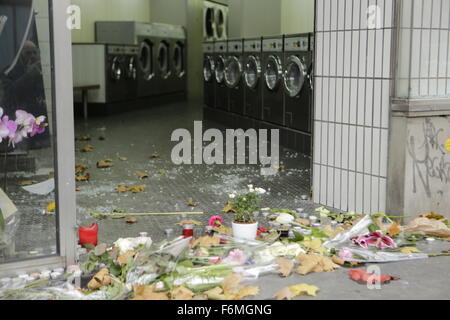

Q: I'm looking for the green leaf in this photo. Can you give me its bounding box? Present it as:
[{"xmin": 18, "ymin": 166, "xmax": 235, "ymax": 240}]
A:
[
  {"xmin": 444, "ymin": 220, "xmax": 450, "ymax": 229},
  {"xmin": 0, "ymin": 208, "xmax": 5, "ymax": 231},
  {"xmin": 368, "ymin": 224, "xmax": 379, "ymax": 233},
  {"xmin": 292, "ymin": 232, "xmax": 305, "ymax": 242}
]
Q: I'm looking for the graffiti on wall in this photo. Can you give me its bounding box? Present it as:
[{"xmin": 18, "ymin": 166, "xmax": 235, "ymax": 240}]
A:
[{"xmin": 407, "ymin": 118, "xmax": 450, "ymax": 198}]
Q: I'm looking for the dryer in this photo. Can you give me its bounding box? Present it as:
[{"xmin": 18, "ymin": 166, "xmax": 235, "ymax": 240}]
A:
[
  {"xmin": 214, "ymin": 40, "xmax": 229, "ymax": 111},
  {"xmin": 283, "ymin": 33, "xmax": 313, "ymax": 134},
  {"xmin": 166, "ymin": 24, "xmax": 187, "ymax": 95},
  {"xmin": 72, "ymin": 43, "xmax": 138, "ymax": 104},
  {"xmin": 243, "ymin": 37, "xmax": 263, "ymax": 119},
  {"xmin": 137, "ymin": 32, "xmax": 157, "ymax": 98},
  {"xmin": 203, "ymin": 41, "xmax": 215, "ymax": 108},
  {"xmin": 225, "ymin": 39, "xmax": 244, "ymax": 115},
  {"xmin": 262, "ymin": 36, "xmax": 284, "ymax": 126},
  {"xmin": 203, "ymin": 0, "xmax": 229, "ymax": 41}
]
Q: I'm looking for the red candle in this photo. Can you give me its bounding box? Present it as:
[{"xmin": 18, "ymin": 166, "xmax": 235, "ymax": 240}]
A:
[
  {"xmin": 78, "ymin": 223, "xmax": 99, "ymax": 246},
  {"xmin": 182, "ymin": 223, "xmax": 194, "ymax": 239}
]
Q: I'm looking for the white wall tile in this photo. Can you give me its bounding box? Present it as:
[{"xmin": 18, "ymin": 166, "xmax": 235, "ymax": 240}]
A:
[
  {"xmin": 438, "ymin": 31, "xmax": 449, "ymax": 78},
  {"xmin": 341, "ymin": 124, "xmax": 349, "ymax": 170},
  {"xmin": 373, "ymin": 79, "xmax": 382, "ymax": 127},
  {"xmin": 367, "ymin": 29, "xmax": 375, "ymax": 78},
  {"xmin": 331, "ymin": 0, "xmax": 338, "ymax": 30},
  {"xmin": 313, "ymin": 164, "xmax": 321, "ymax": 203},
  {"xmin": 365, "ymin": 79, "xmax": 374, "ymax": 126},
  {"xmin": 360, "ymin": 0, "xmax": 369, "ymax": 30},
  {"xmin": 420, "ymin": 30, "xmax": 431, "ymax": 78},
  {"xmin": 323, "ymin": 32, "xmax": 330, "ymax": 76},
  {"xmin": 429, "ymin": 79, "xmax": 438, "ymax": 96},
  {"xmin": 344, "ymin": 32, "xmax": 352, "ymax": 76},
  {"xmin": 329, "ymin": 78, "xmax": 336, "ymax": 121},
  {"xmin": 315, "ymin": 77, "xmax": 322, "ymax": 120},
  {"xmin": 356, "ymin": 126, "xmax": 364, "ymax": 173},
  {"xmin": 348, "ymin": 125, "xmax": 357, "ymax": 171},
  {"xmin": 345, "ymin": 0, "xmax": 353, "ymax": 30},
  {"xmin": 383, "ymin": 0, "xmax": 393, "ymax": 28},
  {"xmin": 431, "ymin": 0, "xmax": 442, "ymax": 29},
  {"xmin": 379, "ymin": 178, "xmax": 387, "ymax": 212},
  {"xmin": 420, "ymin": 79, "xmax": 429, "ymax": 96},
  {"xmin": 380, "ymin": 129, "xmax": 389, "ymax": 177},
  {"xmin": 351, "ymin": 31, "xmax": 360, "ymax": 77},
  {"xmin": 401, "ymin": 0, "xmax": 413, "ymax": 28},
  {"xmin": 317, "ymin": 0, "xmax": 324, "ymax": 31},
  {"xmin": 410, "ymin": 30, "xmax": 421, "ymax": 78},
  {"xmin": 375, "ymin": 29, "xmax": 384, "ymax": 78},
  {"xmin": 335, "ymin": 124, "xmax": 342, "ymax": 168},
  {"xmin": 357, "ymin": 79, "xmax": 366, "ymax": 125},
  {"xmin": 383, "ymin": 29, "xmax": 392, "ymax": 79},
  {"xmin": 413, "ymin": 0, "xmax": 423, "ymax": 28},
  {"xmin": 348, "ymin": 171, "xmax": 356, "ymax": 212},
  {"xmin": 328, "ymin": 123, "xmax": 335, "ymax": 167},
  {"xmin": 372, "ymin": 128, "xmax": 381, "ymax": 176},
  {"xmin": 371, "ymin": 176, "xmax": 379, "ymax": 213},
  {"xmin": 349, "ymin": 79, "xmax": 358, "ymax": 124},
  {"xmin": 316, "ymin": 32, "xmax": 323, "ymax": 76},
  {"xmin": 442, "ymin": 0, "xmax": 450, "ymax": 28},
  {"xmin": 381, "ymin": 80, "xmax": 390, "ymax": 128},
  {"xmin": 364, "ymin": 127, "xmax": 373, "ymax": 174},
  {"xmin": 341, "ymin": 170, "xmax": 348, "ymax": 210},
  {"xmin": 337, "ymin": 31, "xmax": 345, "ymax": 76},
  {"xmin": 359, "ymin": 30, "xmax": 368, "ymax": 77},
  {"xmin": 322, "ymin": 78, "xmax": 329, "ymax": 121},
  {"xmin": 330, "ymin": 32, "xmax": 337, "ymax": 76},
  {"xmin": 314, "ymin": 121, "xmax": 322, "ymax": 163},
  {"xmin": 335, "ymin": 78, "xmax": 343, "ymax": 123},
  {"xmin": 320, "ymin": 165, "xmax": 328, "ymax": 204},
  {"xmin": 429, "ymin": 30, "xmax": 439, "ymax": 78},
  {"xmin": 327, "ymin": 166, "xmax": 334, "ymax": 207},
  {"xmin": 356, "ymin": 173, "xmax": 364, "ymax": 213},
  {"xmin": 334, "ymin": 168, "xmax": 342, "ymax": 209},
  {"xmin": 353, "ymin": 0, "xmax": 361, "ymax": 29},
  {"xmin": 338, "ymin": 0, "xmax": 346, "ymax": 30},
  {"xmin": 438, "ymin": 79, "xmax": 447, "ymax": 96},
  {"xmin": 324, "ymin": 0, "xmax": 331, "ymax": 31},
  {"xmin": 364, "ymin": 174, "xmax": 372, "ymax": 213},
  {"xmin": 342, "ymin": 78, "xmax": 350, "ymax": 123},
  {"xmin": 410, "ymin": 79, "xmax": 420, "ymax": 97},
  {"xmin": 422, "ymin": 0, "xmax": 433, "ymax": 28},
  {"xmin": 321, "ymin": 121, "xmax": 328, "ymax": 164}
]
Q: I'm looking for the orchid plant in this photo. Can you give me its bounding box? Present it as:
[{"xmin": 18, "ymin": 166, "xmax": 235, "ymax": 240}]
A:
[
  {"xmin": 0, "ymin": 107, "xmax": 48, "ymax": 191},
  {"xmin": 229, "ymin": 185, "xmax": 266, "ymax": 224}
]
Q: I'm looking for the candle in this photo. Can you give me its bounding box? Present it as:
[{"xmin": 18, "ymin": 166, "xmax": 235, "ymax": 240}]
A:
[{"xmin": 78, "ymin": 223, "xmax": 99, "ymax": 246}]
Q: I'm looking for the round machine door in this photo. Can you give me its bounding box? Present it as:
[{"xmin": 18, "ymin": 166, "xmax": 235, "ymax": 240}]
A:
[
  {"xmin": 110, "ymin": 56, "xmax": 123, "ymax": 81},
  {"xmin": 173, "ymin": 42, "xmax": 185, "ymax": 78},
  {"xmin": 158, "ymin": 41, "xmax": 171, "ymax": 79},
  {"xmin": 265, "ymin": 55, "xmax": 283, "ymax": 91},
  {"xmin": 215, "ymin": 56, "xmax": 225, "ymax": 84},
  {"xmin": 283, "ymin": 55, "xmax": 307, "ymax": 97},
  {"xmin": 203, "ymin": 55, "xmax": 215, "ymax": 82},
  {"xmin": 139, "ymin": 40, "xmax": 154, "ymax": 81},
  {"xmin": 205, "ymin": 7, "xmax": 215, "ymax": 39},
  {"xmin": 215, "ymin": 8, "xmax": 225, "ymax": 39},
  {"xmin": 244, "ymin": 55, "xmax": 261, "ymax": 89},
  {"xmin": 126, "ymin": 56, "xmax": 137, "ymax": 80},
  {"xmin": 224, "ymin": 56, "xmax": 243, "ymax": 88}
]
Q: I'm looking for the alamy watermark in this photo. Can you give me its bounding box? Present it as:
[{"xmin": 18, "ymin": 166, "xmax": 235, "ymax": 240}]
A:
[
  {"xmin": 66, "ymin": 5, "xmax": 81, "ymax": 30},
  {"xmin": 171, "ymin": 121, "xmax": 280, "ymax": 176}
]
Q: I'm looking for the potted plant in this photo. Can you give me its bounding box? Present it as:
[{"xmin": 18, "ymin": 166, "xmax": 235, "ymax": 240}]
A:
[{"xmin": 229, "ymin": 185, "xmax": 266, "ymax": 240}]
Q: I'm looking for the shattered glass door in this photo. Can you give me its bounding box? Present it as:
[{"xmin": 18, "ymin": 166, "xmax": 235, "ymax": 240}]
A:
[{"xmin": 0, "ymin": 0, "xmax": 58, "ymax": 264}]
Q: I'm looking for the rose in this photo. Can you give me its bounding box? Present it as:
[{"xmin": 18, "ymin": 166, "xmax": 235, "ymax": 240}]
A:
[{"xmin": 208, "ymin": 215, "xmax": 224, "ymax": 227}]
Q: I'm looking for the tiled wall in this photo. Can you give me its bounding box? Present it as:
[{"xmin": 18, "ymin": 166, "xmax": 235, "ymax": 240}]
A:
[
  {"xmin": 313, "ymin": 0, "xmax": 395, "ymax": 214},
  {"xmin": 396, "ymin": 0, "xmax": 450, "ymax": 98}
]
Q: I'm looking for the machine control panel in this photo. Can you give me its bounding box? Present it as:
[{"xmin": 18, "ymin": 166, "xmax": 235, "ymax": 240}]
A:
[
  {"xmin": 262, "ymin": 38, "xmax": 283, "ymax": 52},
  {"xmin": 214, "ymin": 41, "xmax": 227, "ymax": 53},
  {"xmin": 203, "ymin": 42, "xmax": 215, "ymax": 53},
  {"xmin": 284, "ymin": 36, "xmax": 309, "ymax": 52},
  {"xmin": 108, "ymin": 45, "xmax": 125, "ymax": 55},
  {"xmin": 228, "ymin": 40, "xmax": 243, "ymax": 53},
  {"xmin": 124, "ymin": 46, "xmax": 139, "ymax": 55},
  {"xmin": 244, "ymin": 40, "xmax": 261, "ymax": 52}
]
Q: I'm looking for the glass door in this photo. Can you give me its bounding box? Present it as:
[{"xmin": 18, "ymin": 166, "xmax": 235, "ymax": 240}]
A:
[{"xmin": 0, "ymin": 0, "xmax": 76, "ymax": 275}]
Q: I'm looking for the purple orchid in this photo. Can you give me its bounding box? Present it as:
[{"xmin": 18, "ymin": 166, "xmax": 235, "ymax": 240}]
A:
[
  {"xmin": 30, "ymin": 116, "xmax": 47, "ymax": 137},
  {"xmin": 0, "ymin": 108, "xmax": 18, "ymax": 143},
  {"xmin": 352, "ymin": 231, "xmax": 397, "ymax": 249}
]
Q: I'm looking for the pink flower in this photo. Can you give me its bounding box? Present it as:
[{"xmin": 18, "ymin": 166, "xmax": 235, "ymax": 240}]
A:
[
  {"xmin": 208, "ymin": 215, "xmax": 224, "ymax": 227},
  {"xmin": 223, "ymin": 249, "xmax": 247, "ymax": 265},
  {"xmin": 0, "ymin": 108, "xmax": 17, "ymax": 143},
  {"xmin": 30, "ymin": 116, "xmax": 47, "ymax": 137},
  {"xmin": 352, "ymin": 231, "xmax": 397, "ymax": 249},
  {"xmin": 209, "ymin": 257, "xmax": 222, "ymax": 264},
  {"xmin": 338, "ymin": 247, "xmax": 353, "ymax": 260}
]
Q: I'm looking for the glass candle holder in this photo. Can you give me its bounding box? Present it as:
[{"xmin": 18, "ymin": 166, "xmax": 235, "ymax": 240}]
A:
[{"xmin": 78, "ymin": 223, "xmax": 99, "ymax": 247}]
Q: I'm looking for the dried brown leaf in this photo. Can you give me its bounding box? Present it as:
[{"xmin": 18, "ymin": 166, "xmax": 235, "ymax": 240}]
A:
[
  {"xmin": 128, "ymin": 185, "xmax": 145, "ymax": 193},
  {"xmin": 276, "ymin": 258, "xmax": 294, "ymax": 277},
  {"xmin": 19, "ymin": 180, "xmax": 37, "ymax": 186},
  {"xmin": 87, "ymin": 268, "xmax": 111, "ymax": 291},
  {"xmin": 136, "ymin": 171, "xmax": 149, "ymax": 179},
  {"xmin": 187, "ymin": 199, "xmax": 199, "ymax": 207},
  {"xmin": 81, "ymin": 145, "xmax": 94, "ymax": 153},
  {"xmin": 296, "ymin": 253, "xmax": 340, "ymax": 275},
  {"xmin": 132, "ymin": 285, "xmax": 169, "ymax": 300},
  {"xmin": 125, "ymin": 217, "xmax": 138, "ymax": 224},
  {"xmin": 117, "ymin": 251, "xmax": 136, "ymax": 266},
  {"xmin": 170, "ymin": 286, "xmax": 195, "ymax": 300},
  {"xmin": 274, "ymin": 286, "xmax": 293, "ymax": 300},
  {"xmin": 97, "ymin": 159, "xmax": 114, "ymax": 169},
  {"xmin": 76, "ymin": 173, "xmax": 90, "ymax": 182},
  {"xmin": 192, "ymin": 236, "xmax": 221, "ymax": 248}
]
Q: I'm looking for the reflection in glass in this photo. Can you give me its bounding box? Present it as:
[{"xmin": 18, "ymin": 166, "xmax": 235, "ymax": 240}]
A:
[
  {"xmin": 284, "ymin": 61, "xmax": 305, "ymax": 97},
  {"xmin": 265, "ymin": 57, "xmax": 281, "ymax": 91},
  {"xmin": 215, "ymin": 57, "xmax": 225, "ymax": 83},
  {"xmin": 0, "ymin": 0, "xmax": 57, "ymax": 264},
  {"xmin": 224, "ymin": 57, "xmax": 242, "ymax": 88}
]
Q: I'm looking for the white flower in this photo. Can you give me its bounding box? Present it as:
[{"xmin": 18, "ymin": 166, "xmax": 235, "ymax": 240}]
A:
[
  {"xmin": 248, "ymin": 184, "xmax": 254, "ymax": 190},
  {"xmin": 276, "ymin": 213, "xmax": 295, "ymax": 225},
  {"xmin": 316, "ymin": 206, "xmax": 331, "ymax": 217},
  {"xmin": 255, "ymin": 187, "xmax": 266, "ymax": 195},
  {"xmin": 229, "ymin": 193, "xmax": 236, "ymax": 199},
  {"xmin": 114, "ymin": 236, "xmax": 152, "ymax": 255}
]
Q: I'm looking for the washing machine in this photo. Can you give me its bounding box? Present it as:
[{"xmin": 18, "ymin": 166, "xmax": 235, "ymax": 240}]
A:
[
  {"xmin": 166, "ymin": 24, "xmax": 187, "ymax": 95},
  {"xmin": 203, "ymin": 0, "xmax": 229, "ymax": 41},
  {"xmin": 214, "ymin": 40, "xmax": 229, "ymax": 111},
  {"xmin": 72, "ymin": 44, "xmax": 138, "ymax": 104},
  {"xmin": 203, "ymin": 41, "xmax": 215, "ymax": 108},
  {"xmin": 283, "ymin": 33, "xmax": 314, "ymax": 133},
  {"xmin": 137, "ymin": 33, "xmax": 157, "ymax": 98},
  {"xmin": 225, "ymin": 39, "xmax": 244, "ymax": 115},
  {"xmin": 243, "ymin": 37, "xmax": 263, "ymax": 119},
  {"xmin": 262, "ymin": 36, "xmax": 284, "ymax": 126}
]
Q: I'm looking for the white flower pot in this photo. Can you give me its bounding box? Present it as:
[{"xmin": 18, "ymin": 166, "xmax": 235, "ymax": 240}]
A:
[{"xmin": 232, "ymin": 222, "xmax": 258, "ymax": 240}]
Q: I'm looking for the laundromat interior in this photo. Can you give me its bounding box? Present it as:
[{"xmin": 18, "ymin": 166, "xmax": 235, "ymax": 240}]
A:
[{"xmin": 0, "ymin": 0, "xmax": 317, "ymax": 264}]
